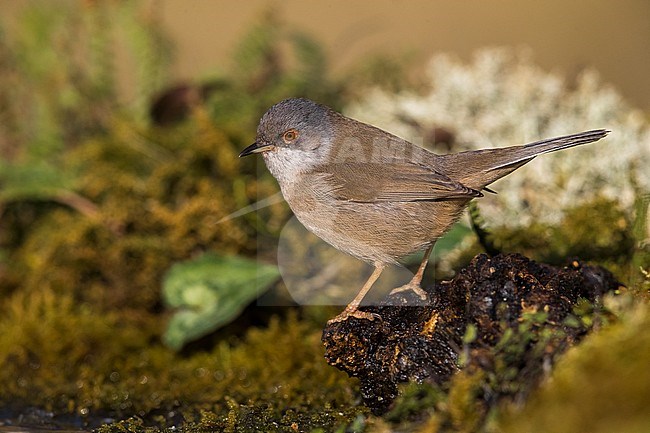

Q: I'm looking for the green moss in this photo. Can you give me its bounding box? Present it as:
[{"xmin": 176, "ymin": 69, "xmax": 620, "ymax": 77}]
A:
[
  {"xmin": 498, "ymin": 297, "xmax": 650, "ymax": 433},
  {"xmin": 446, "ymin": 370, "xmax": 486, "ymax": 433},
  {"xmin": 4, "ymin": 112, "xmax": 286, "ymax": 314},
  {"xmin": 0, "ymin": 6, "xmax": 377, "ymax": 429},
  {"xmin": 0, "ymin": 304, "xmax": 360, "ymax": 429},
  {"xmin": 0, "ymin": 288, "xmax": 147, "ymax": 408},
  {"xmin": 488, "ymin": 196, "xmax": 635, "ymax": 266}
]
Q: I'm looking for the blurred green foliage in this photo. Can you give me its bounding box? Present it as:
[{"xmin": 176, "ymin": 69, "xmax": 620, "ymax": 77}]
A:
[
  {"xmin": 465, "ymin": 195, "xmax": 647, "ymax": 283},
  {"xmin": 0, "ymin": 2, "xmax": 399, "ymax": 428},
  {"xmin": 0, "ymin": 2, "xmax": 171, "ymax": 203},
  {"xmin": 0, "ymin": 2, "xmax": 647, "ymax": 432}
]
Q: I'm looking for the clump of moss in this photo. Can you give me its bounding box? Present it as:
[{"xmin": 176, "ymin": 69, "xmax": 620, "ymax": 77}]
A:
[
  {"xmin": 0, "ymin": 306, "xmax": 360, "ymax": 429},
  {"xmin": 485, "ymin": 196, "xmax": 634, "ymax": 266},
  {"xmin": 4, "ymin": 111, "xmax": 285, "ymax": 316},
  {"xmin": 431, "ymin": 196, "xmax": 641, "ymax": 284},
  {"xmin": 0, "ymin": 288, "xmax": 149, "ymax": 409},
  {"xmin": 498, "ymin": 296, "xmax": 650, "ymax": 433}
]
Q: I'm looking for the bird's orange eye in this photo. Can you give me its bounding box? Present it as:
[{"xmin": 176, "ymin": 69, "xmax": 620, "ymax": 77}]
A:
[{"xmin": 282, "ymin": 129, "xmax": 299, "ymax": 143}]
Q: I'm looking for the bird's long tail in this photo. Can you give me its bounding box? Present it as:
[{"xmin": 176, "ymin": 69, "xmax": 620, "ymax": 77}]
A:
[{"xmin": 440, "ymin": 129, "xmax": 610, "ymax": 190}]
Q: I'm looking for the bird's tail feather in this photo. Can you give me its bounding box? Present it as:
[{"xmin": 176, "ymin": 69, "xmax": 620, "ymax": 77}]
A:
[
  {"xmin": 486, "ymin": 129, "xmax": 610, "ymax": 171},
  {"xmin": 442, "ymin": 129, "xmax": 610, "ymax": 190}
]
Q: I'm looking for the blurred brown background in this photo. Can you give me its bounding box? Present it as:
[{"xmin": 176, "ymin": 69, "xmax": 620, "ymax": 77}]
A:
[{"xmin": 2, "ymin": 0, "xmax": 649, "ymax": 110}]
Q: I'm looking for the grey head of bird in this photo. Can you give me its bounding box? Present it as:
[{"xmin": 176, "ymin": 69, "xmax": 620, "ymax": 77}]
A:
[{"xmin": 239, "ymin": 98, "xmax": 336, "ymax": 182}]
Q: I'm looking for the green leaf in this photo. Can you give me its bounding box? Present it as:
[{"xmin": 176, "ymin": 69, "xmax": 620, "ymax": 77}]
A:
[
  {"xmin": 432, "ymin": 222, "xmax": 473, "ymax": 256},
  {"xmin": 0, "ymin": 161, "xmax": 73, "ymax": 203},
  {"xmin": 162, "ymin": 252, "xmax": 280, "ymax": 350}
]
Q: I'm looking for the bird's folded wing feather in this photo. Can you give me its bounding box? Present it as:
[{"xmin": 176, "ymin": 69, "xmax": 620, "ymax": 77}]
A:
[{"xmin": 312, "ymin": 162, "xmax": 482, "ymax": 202}]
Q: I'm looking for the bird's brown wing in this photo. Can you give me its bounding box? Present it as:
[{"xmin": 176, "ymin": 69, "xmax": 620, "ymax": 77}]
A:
[{"xmin": 312, "ymin": 162, "xmax": 482, "ymax": 203}]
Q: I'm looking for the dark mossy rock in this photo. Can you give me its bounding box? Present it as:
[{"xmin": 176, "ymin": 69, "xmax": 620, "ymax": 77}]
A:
[{"xmin": 322, "ymin": 253, "xmax": 621, "ymax": 415}]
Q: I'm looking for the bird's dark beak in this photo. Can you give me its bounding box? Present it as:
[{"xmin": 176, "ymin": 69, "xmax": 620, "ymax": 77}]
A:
[{"xmin": 239, "ymin": 142, "xmax": 275, "ymax": 157}]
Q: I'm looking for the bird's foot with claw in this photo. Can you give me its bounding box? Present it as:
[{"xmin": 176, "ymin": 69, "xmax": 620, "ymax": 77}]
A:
[
  {"xmin": 327, "ymin": 308, "xmax": 380, "ymax": 324},
  {"xmin": 389, "ymin": 282, "xmax": 429, "ymax": 300}
]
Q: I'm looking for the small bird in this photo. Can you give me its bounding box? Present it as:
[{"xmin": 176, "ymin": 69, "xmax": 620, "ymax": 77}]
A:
[{"xmin": 239, "ymin": 98, "xmax": 609, "ymax": 323}]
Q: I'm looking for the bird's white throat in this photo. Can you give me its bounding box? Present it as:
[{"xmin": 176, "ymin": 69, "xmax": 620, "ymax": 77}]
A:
[{"xmin": 263, "ymin": 145, "xmax": 329, "ymax": 186}]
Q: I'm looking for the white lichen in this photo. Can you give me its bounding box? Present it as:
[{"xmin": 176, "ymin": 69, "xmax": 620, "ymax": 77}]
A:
[{"xmin": 345, "ymin": 47, "xmax": 650, "ymax": 228}]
